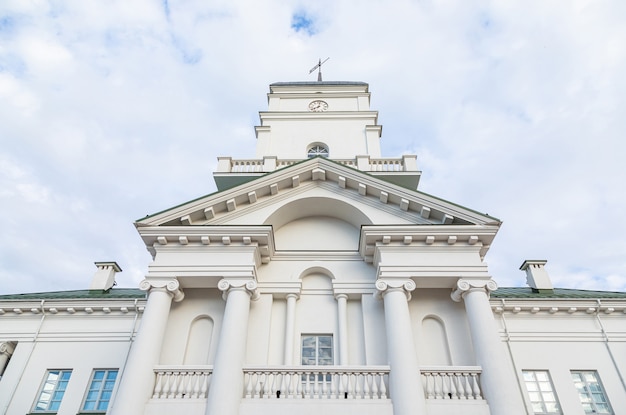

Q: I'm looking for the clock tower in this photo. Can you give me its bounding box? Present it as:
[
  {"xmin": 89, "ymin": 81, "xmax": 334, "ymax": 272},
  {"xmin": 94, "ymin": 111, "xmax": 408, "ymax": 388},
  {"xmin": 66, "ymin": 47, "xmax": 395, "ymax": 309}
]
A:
[{"xmin": 214, "ymin": 81, "xmax": 421, "ymax": 190}]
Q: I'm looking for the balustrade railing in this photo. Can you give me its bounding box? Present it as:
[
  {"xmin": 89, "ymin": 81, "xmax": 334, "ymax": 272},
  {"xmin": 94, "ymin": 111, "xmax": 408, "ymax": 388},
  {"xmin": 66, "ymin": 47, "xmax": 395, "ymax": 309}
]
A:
[
  {"xmin": 152, "ymin": 366, "xmax": 213, "ymax": 399},
  {"xmin": 369, "ymin": 158, "xmax": 404, "ymax": 171},
  {"xmin": 150, "ymin": 365, "xmax": 481, "ymax": 402},
  {"xmin": 421, "ymin": 366, "xmax": 483, "ymax": 400},
  {"xmin": 242, "ymin": 366, "xmax": 389, "ymax": 400},
  {"xmin": 221, "ymin": 157, "xmax": 411, "ymax": 173}
]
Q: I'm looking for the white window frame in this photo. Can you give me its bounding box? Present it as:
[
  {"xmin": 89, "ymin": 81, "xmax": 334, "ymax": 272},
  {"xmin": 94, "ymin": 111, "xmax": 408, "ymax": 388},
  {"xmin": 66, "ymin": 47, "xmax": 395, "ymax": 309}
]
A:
[
  {"xmin": 32, "ymin": 369, "xmax": 72, "ymax": 412},
  {"xmin": 81, "ymin": 369, "xmax": 119, "ymax": 412},
  {"xmin": 571, "ymin": 370, "xmax": 613, "ymax": 414},
  {"xmin": 307, "ymin": 144, "xmax": 329, "ymax": 158},
  {"xmin": 522, "ymin": 370, "xmax": 561, "ymax": 414},
  {"xmin": 301, "ymin": 334, "xmax": 333, "ymax": 366}
]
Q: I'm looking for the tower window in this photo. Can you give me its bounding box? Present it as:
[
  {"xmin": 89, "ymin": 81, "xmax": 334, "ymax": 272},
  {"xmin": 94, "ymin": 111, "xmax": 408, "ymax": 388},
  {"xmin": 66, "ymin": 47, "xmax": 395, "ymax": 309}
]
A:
[{"xmin": 307, "ymin": 144, "xmax": 329, "ymax": 158}]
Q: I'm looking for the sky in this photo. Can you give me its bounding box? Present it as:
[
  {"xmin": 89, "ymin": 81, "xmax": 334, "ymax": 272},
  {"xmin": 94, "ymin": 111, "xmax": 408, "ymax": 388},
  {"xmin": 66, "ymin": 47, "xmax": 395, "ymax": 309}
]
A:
[{"xmin": 1, "ymin": 0, "xmax": 625, "ymax": 295}]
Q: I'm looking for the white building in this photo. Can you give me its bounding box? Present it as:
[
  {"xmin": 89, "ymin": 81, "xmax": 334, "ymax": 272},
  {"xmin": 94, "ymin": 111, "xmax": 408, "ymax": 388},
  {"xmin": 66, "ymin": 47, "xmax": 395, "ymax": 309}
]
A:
[{"xmin": 1, "ymin": 80, "xmax": 625, "ymax": 415}]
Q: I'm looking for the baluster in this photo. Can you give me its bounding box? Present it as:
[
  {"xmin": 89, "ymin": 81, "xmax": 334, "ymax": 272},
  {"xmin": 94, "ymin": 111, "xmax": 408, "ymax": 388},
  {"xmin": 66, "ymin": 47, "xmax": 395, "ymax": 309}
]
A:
[
  {"xmin": 287, "ymin": 372, "xmax": 296, "ymax": 399},
  {"xmin": 442, "ymin": 372, "xmax": 450, "ymax": 399},
  {"xmin": 262, "ymin": 372, "xmax": 271, "ymax": 399},
  {"xmin": 280, "ymin": 372, "xmax": 288, "ymax": 398},
  {"xmin": 153, "ymin": 371, "xmax": 164, "ymax": 399},
  {"xmin": 448, "ymin": 372, "xmax": 458, "ymax": 400},
  {"xmin": 321, "ymin": 370, "xmax": 329, "ymax": 399},
  {"xmin": 164, "ymin": 371, "xmax": 175, "ymax": 398},
  {"xmin": 363, "ymin": 372, "xmax": 371, "ymax": 399},
  {"xmin": 313, "ymin": 370, "xmax": 320, "ymax": 399},
  {"xmin": 435, "ymin": 372, "xmax": 444, "ymax": 399},
  {"xmin": 200, "ymin": 372, "xmax": 209, "ymax": 398},
  {"xmin": 253, "ymin": 372, "xmax": 262, "ymax": 398},
  {"xmin": 179, "ymin": 371, "xmax": 189, "ymax": 398},
  {"xmin": 338, "ymin": 373, "xmax": 346, "ymax": 399},
  {"xmin": 379, "ymin": 374, "xmax": 388, "ymax": 399},
  {"xmin": 296, "ymin": 371, "xmax": 304, "ymax": 399},
  {"xmin": 354, "ymin": 373, "xmax": 361, "ymax": 399},
  {"xmin": 329, "ymin": 373, "xmax": 340, "ymax": 399},
  {"xmin": 463, "ymin": 373, "xmax": 474, "ymax": 399},
  {"xmin": 371, "ymin": 372, "xmax": 379, "ymax": 399},
  {"xmin": 245, "ymin": 371, "xmax": 254, "ymax": 398},
  {"xmin": 471, "ymin": 373, "xmax": 482, "ymax": 400},
  {"xmin": 346, "ymin": 373, "xmax": 354, "ymax": 399},
  {"xmin": 303, "ymin": 371, "xmax": 310, "ymax": 399},
  {"xmin": 174, "ymin": 371, "xmax": 184, "ymax": 398}
]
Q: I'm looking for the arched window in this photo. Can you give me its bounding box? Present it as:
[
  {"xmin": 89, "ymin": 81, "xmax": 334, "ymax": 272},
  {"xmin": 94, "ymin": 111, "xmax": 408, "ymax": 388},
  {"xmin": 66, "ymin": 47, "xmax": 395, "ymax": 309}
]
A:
[{"xmin": 307, "ymin": 143, "xmax": 329, "ymax": 158}]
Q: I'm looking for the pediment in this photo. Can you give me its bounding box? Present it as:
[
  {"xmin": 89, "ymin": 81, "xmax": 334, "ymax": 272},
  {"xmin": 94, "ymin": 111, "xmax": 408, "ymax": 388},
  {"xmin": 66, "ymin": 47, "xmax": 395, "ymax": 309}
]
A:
[{"xmin": 135, "ymin": 158, "xmax": 500, "ymax": 230}]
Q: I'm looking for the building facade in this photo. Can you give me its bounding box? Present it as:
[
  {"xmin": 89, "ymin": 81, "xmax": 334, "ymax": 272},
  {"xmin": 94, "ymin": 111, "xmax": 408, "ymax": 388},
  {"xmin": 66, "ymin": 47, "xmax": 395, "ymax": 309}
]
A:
[{"xmin": 0, "ymin": 81, "xmax": 625, "ymax": 415}]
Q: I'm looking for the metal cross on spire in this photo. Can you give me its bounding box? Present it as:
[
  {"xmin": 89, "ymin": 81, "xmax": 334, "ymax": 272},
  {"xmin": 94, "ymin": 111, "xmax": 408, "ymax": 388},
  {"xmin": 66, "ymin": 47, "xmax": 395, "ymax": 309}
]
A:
[{"xmin": 309, "ymin": 57, "xmax": 330, "ymax": 82}]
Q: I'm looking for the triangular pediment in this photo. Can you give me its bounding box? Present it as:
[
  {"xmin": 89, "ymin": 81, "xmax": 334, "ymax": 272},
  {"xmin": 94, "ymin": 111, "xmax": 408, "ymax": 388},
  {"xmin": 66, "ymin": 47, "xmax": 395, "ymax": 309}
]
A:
[{"xmin": 136, "ymin": 157, "xmax": 500, "ymax": 230}]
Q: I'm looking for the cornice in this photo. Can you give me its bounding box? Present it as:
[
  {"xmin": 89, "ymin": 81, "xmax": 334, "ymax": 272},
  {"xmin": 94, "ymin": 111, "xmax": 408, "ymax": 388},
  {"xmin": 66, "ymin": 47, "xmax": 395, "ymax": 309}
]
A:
[
  {"xmin": 137, "ymin": 158, "xmax": 498, "ymax": 235},
  {"xmin": 137, "ymin": 225, "xmax": 274, "ymax": 262},
  {"xmin": 361, "ymin": 224, "xmax": 498, "ymax": 263},
  {"xmin": 0, "ymin": 298, "xmax": 146, "ymax": 317},
  {"xmin": 491, "ymin": 298, "xmax": 626, "ymax": 316}
]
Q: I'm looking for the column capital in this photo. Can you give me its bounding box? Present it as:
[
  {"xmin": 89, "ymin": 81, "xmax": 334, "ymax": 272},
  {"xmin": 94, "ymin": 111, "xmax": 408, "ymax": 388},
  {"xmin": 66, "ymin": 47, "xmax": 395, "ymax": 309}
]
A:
[
  {"xmin": 334, "ymin": 293, "xmax": 349, "ymax": 301},
  {"xmin": 0, "ymin": 341, "xmax": 15, "ymax": 356},
  {"xmin": 139, "ymin": 278, "xmax": 185, "ymax": 302},
  {"xmin": 218, "ymin": 278, "xmax": 260, "ymax": 301},
  {"xmin": 451, "ymin": 278, "xmax": 498, "ymax": 302},
  {"xmin": 375, "ymin": 279, "xmax": 416, "ymax": 301}
]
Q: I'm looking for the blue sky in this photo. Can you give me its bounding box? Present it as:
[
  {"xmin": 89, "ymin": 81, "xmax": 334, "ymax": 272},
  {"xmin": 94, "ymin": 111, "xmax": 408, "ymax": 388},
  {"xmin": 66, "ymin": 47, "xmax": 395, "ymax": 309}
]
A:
[{"xmin": 1, "ymin": 0, "xmax": 625, "ymax": 294}]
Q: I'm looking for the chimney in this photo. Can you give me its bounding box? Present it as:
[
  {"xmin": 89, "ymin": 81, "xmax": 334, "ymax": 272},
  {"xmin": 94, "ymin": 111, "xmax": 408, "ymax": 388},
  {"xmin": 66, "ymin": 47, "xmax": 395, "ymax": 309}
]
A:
[
  {"xmin": 520, "ymin": 260, "xmax": 553, "ymax": 293},
  {"xmin": 90, "ymin": 262, "xmax": 122, "ymax": 291}
]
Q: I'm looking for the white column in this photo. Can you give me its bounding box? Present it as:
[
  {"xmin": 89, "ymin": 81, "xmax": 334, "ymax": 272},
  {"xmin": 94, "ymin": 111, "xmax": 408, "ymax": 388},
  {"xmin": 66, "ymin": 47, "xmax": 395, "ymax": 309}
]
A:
[
  {"xmin": 110, "ymin": 279, "xmax": 184, "ymax": 415},
  {"xmin": 283, "ymin": 293, "xmax": 298, "ymax": 365},
  {"xmin": 451, "ymin": 279, "xmax": 525, "ymax": 415},
  {"xmin": 205, "ymin": 279, "xmax": 258, "ymax": 415},
  {"xmin": 335, "ymin": 294, "xmax": 349, "ymax": 365},
  {"xmin": 376, "ymin": 280, "xmax": 427, "ymax": 415}
]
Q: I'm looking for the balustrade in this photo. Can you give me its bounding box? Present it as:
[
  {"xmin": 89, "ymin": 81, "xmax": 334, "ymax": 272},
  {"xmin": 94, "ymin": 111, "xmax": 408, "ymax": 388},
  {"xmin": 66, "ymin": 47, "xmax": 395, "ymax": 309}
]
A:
[
  {"xmin": 152, "ymin": 366, "xmax": 213, "ymax": 399},
  {"xmin": 421, "ymin": 367, "xmax": 483, "ymax": 400},
  {"xmin": 242, "ymin": 366, "xmax": 389, "ymax": 400},
  {"xmin": 222, "ymin": 157, "xmax": 410, "ymax": 173}
]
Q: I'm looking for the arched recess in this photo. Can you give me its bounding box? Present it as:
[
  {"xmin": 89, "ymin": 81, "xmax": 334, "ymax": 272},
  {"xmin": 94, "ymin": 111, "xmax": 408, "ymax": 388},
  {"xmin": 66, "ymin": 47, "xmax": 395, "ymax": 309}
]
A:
[
  {"xmin": 264, "ymin": 197, "xmax": 372, "ymax": 251},
  {"xmin": 420, "ymin": 315, "xmax": 452, "ymax": 366},
  {"xmin": 183, "ymin": 315, "xmax": 214, "ymax": 365}
]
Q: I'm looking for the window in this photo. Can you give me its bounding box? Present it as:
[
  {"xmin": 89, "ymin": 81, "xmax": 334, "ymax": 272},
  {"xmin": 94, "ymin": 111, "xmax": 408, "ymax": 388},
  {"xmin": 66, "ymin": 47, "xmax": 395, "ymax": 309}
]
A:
[
  {"xmin": 522, "ymin": 370, "xmax": 561, "ymax": 414},
  {"xmin": 571, "ymin": 371, "xmax": 612, "ymax": 414},
  {"xmin": 307, "ymin": 144, "xmax": 329, "ymax": 158},
  {"xmin": 301, "ymin": 335, "xmax": 333, "ymax": 366},
  {"xmin": 82, "ymin": 369, "xmax": 118, "ymax": 412},
  {"xmin": 301, "ymin": 335, "xmax": 333, "ymax": 382},
  {"xmin": 33, "ymin": 370, "xmax": 72, "ymax": 412}
]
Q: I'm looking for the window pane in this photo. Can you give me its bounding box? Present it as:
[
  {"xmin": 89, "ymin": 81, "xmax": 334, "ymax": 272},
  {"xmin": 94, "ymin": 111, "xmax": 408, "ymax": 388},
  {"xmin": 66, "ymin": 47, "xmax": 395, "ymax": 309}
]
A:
[
  {"xmin": 82, "ymin": 369, "xmax": 118, "ymax": 412},
  {"xmin": 571, "ymin": 371, "xmax": 612, "ymax": 415}
]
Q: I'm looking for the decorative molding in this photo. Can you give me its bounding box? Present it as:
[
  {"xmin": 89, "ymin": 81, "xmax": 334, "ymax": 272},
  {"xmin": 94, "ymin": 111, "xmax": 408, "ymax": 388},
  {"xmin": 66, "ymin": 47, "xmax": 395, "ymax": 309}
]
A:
[
  {"xmin": 375, "ymin": 279, "xmax": 416, "ymax": 301},
  {"xmin": 451, "ymin": 279, "xmax": 498, "ymax": 302},
  {"xmin": 217, "ymin": 279, "xmax": 260, "ymax": 301},
  {"xmin": 0, "ymin": 341, "xmax": 16, "ymax": 356},
  {"xmin": 139, "ymin": 279, "xmax": 185, "ymax": 302}
]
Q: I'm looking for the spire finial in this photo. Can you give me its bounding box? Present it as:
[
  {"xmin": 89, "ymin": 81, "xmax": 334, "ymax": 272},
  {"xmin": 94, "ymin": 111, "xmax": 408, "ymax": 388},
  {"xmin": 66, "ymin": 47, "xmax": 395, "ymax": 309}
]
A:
[{"xmin": 309, "ymin": 57, "xmax": 330, "ymax": 82}]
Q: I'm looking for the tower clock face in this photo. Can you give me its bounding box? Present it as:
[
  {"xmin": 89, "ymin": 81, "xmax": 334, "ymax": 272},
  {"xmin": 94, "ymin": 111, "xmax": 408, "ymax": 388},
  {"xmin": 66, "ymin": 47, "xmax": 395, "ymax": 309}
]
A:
[{"xmin": 308, "ymin": 100, "xmax": 328, "ymax": 112}]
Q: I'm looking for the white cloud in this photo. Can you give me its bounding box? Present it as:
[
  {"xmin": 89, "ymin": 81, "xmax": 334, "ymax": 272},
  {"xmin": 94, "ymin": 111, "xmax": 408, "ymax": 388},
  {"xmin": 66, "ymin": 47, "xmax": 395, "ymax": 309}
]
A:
[{"xmin": 0, "ymin": 0, "xmax": 624, "ymax": 294}]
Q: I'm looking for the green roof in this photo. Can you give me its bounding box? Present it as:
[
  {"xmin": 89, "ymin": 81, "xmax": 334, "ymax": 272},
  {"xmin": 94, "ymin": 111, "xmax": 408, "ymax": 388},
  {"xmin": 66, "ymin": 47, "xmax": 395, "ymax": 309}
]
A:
[
  {"xmin": 0, "ymin": 288, "xmax": 145, "ymax": 300},
  {"xmin": 492, "ymin": 287, "xmax": 626, "ymax": 299}
]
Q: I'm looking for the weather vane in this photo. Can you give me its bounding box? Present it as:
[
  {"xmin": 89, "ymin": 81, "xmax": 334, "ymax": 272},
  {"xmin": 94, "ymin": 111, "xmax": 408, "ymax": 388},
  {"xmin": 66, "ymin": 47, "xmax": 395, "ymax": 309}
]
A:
[{"xmin": 309, "ymin": 57, "xmax": 330, "ymax": 82}]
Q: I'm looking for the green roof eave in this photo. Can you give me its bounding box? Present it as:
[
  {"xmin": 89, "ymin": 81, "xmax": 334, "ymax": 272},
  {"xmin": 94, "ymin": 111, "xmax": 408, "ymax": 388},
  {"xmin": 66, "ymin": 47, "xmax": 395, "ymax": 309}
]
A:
[
  {"xmin": 0, "ymin": 288, "xmax": 146, "ymax": 300},
  {"xmin": 491, "ymin": 287, "xmax": 626, "ymax": 299}
]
